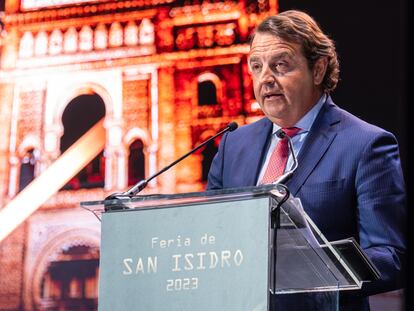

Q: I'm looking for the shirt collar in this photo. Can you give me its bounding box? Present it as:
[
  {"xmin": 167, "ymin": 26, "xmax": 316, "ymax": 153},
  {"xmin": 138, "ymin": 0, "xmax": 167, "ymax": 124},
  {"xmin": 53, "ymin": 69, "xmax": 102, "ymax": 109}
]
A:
[{"xmin": 272, "ymin": 93, "xmax": 326, "ymax": 135}]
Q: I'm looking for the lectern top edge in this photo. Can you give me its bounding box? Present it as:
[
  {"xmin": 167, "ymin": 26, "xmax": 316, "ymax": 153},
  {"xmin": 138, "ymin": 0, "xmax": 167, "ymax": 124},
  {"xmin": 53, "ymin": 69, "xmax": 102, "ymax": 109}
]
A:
[{"xmin": 80, "ymin": 184, "xmax": 287, "ymax": 213}]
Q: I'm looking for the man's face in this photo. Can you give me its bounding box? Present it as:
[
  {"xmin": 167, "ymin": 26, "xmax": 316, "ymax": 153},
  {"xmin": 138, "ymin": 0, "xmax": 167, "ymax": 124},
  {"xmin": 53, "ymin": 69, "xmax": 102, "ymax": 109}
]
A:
[{"xmin": 248, "ymin": 32, "xmax": 323, "ymax": 127}]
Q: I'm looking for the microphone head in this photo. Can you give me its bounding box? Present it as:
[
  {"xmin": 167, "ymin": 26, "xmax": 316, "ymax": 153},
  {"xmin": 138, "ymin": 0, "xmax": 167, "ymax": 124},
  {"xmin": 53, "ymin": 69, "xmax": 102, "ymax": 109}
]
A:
[
  {"xmin": 227, "ymin": 122, "xmax": 238, "ymax": 132},
  {"xmin": 275, "ymin": 129, "xmax": 286, "ymax": 139}
]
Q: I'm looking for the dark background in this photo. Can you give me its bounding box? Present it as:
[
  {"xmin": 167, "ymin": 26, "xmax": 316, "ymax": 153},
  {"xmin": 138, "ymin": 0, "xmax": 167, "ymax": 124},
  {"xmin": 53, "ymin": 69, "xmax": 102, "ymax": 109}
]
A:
[
  {"xmin": 279, "ymin": 0, "xmax": 408, "ymax": 170},
  {"xmin": 278, "ymin": 1, "xmax": 412, "ymax": 310}
]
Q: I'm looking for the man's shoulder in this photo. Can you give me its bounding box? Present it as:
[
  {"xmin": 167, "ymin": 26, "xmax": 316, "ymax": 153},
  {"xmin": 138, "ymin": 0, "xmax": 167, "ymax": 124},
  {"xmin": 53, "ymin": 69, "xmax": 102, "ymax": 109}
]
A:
[{"xmin": 326, "ymin": 98, "xmax": 394, "ymax": 140}]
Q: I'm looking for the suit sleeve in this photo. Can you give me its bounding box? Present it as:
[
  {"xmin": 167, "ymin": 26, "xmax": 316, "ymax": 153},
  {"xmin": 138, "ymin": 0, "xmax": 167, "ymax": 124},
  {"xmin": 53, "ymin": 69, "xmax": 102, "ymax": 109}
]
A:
[
  {"xmin": 206, "ymin": 132, "xmax": 229, "ymax": 190},
  {"xmin": 355, "ymin": 131, "xmax": 406, "ymax": 296}
]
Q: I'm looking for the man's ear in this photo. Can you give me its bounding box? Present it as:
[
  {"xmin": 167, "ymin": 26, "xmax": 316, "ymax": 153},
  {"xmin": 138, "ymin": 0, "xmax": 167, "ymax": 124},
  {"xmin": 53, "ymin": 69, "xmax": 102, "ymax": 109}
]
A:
[{"xmin": 313, "ymin": 57, "xmax": 328, "ymax": 86}]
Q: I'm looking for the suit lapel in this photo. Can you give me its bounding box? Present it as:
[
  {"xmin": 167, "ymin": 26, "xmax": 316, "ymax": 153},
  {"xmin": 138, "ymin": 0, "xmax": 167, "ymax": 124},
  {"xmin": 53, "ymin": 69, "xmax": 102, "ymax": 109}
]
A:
[
  {"xmin": 287, "ymin": 98, "xmax": 341, "ymax": 195},
  {"xmin": 241, "ymin": 118, "xmax": 273, "ymax": 186}
]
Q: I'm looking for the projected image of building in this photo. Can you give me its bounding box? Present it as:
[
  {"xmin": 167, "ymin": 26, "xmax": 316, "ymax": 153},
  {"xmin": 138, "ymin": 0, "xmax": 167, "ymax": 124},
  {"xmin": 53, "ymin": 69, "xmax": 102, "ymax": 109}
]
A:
[{"xmin": 0, "ymin": 1, "xmax": 276, "ymax": 309}]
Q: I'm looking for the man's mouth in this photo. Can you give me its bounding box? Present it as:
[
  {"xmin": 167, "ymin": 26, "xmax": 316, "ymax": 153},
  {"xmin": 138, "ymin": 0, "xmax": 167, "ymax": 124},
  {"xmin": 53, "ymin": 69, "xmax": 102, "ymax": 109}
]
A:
[{"xmin": 263, "ymin": 93, "xmax": 283, "ymax": 100}]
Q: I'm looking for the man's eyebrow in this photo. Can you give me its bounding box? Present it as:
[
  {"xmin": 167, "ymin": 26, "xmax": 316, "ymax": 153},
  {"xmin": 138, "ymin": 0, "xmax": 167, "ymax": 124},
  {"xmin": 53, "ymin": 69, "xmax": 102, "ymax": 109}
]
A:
[
  {"xmin": 271, "ymin": 51, "xmax": 294, "ymax": 60},
  {"xmin": 248, "ymin": 51, "xmax": 294, "ymax": 63},
  {"xmin": 248, "ymin": 56, "xmax": 260, "ymax": 63}
]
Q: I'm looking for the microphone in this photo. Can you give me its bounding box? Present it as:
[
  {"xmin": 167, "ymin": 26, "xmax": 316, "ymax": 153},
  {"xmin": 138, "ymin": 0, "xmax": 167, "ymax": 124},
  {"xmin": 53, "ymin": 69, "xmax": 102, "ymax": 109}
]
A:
[
  {"xmin": 105, "ymin": 122, "xmax": 238, "ymax": 202},
  {"xmin": 272, "ymin": 129, "xmax": 298, "ymax": 185}
]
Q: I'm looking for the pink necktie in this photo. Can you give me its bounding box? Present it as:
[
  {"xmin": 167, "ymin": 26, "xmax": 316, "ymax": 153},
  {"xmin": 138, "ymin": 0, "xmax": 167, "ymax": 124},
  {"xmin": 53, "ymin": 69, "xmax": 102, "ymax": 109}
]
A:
[{"xmin": 260, "ymin": 127, "xmax": 301, "ymax": 184}]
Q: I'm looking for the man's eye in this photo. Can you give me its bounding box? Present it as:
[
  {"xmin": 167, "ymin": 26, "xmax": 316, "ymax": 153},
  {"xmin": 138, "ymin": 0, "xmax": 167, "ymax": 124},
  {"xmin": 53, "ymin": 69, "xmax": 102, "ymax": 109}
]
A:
[
  {"xmin": 251, "ymin": 64, "xmax": 261, "ymax": 72},
  {"xmin": 274, "ymin": 61, "xmax": 290, "ymax": 72}
]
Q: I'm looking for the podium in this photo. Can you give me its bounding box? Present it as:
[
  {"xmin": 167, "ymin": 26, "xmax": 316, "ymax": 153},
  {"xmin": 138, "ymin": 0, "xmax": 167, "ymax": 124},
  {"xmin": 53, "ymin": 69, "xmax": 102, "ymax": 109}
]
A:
[{"xmin": 81, "ymin": 185, "xmax": 376, "ymax": 311}]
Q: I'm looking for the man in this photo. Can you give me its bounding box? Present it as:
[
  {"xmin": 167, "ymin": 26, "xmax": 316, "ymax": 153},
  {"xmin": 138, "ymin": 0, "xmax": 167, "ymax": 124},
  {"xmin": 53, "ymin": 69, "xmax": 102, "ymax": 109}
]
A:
[{"xmin": 207, "ymin": 10, "xmax": 406, "ymax": 310}]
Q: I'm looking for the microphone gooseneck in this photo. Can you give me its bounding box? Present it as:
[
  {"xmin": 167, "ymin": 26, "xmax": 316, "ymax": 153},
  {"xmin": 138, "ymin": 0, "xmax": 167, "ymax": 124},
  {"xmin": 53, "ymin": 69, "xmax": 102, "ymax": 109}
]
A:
[{"xmin": 105, "ymin": 122, "xmax": 238, "ymax": 201}]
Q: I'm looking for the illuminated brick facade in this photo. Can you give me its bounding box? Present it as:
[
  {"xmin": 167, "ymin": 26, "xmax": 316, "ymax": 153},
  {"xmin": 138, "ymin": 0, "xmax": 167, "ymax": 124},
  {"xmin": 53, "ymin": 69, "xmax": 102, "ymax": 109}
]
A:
[{"xmin": 0, "ymin": 1, "xmax": 276, "ymax": 309}]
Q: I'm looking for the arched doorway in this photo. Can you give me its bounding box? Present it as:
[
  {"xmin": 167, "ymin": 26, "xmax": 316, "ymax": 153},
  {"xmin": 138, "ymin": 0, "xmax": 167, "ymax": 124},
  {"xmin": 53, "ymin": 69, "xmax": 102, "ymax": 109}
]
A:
[
  {"xmin": 127, "ymin": 139, "xmax": 145, "ymax": 186},
  {"xmin": 60, "ymin": 93, "xmax": 106, "ymax": 190},
  {"xmin": 198, "ymin": 80, "xmax": 218, "ymax": 106},
  {"xmin": 39, "ymin": 245, "xmax": 99, "ymax": 310},
  {"xmin": 19, "ymin": 148, "xmax": 36, "ymax": 192},
  {"xmin": 196, "ymin": 72, "xmax": 223, "ymax": 119}
]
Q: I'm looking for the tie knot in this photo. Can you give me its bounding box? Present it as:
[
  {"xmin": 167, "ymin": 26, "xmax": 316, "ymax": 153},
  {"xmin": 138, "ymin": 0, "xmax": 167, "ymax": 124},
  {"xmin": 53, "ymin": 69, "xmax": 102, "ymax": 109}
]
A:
[{"xmin": 281, "ymin": 127, "xmax": 301, "ymax": 138}]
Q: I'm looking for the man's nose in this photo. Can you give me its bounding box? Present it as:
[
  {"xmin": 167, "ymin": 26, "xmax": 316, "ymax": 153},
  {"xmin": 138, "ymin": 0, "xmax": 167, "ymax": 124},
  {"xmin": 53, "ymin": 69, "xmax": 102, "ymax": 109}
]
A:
[{"xmin": 260, "ymin": 67, "xmax": 275, "ymax": 85}]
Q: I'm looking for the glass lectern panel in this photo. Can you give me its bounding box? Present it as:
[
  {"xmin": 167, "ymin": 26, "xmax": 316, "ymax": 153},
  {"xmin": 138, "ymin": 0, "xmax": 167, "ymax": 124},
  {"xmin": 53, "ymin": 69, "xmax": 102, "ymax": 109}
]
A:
[{"xmin": 81, "ymin": 185, "xmax": 362, "ymax": 311}]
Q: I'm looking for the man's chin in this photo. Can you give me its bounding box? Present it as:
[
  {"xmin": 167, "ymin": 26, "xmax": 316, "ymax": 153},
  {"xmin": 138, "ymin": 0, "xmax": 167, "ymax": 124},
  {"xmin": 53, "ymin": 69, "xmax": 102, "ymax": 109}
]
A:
[
  {"xmin": 262, "ymin": 108, "xmax": 293, "ymax": 126},
  {"xmin": 263, "ymin": 106, "xmax": 286, "ymax": 120},
  {"xmin": 264, "ymin": 113, "xmax": 285, "ymax": 126}
]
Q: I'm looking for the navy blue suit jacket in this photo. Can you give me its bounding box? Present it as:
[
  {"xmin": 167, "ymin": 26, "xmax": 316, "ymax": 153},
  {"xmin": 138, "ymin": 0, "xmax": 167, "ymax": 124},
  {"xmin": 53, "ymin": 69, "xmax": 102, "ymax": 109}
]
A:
[{"xmin": 207, "ymin": 97, "xmax": 406, "ymax": 309}]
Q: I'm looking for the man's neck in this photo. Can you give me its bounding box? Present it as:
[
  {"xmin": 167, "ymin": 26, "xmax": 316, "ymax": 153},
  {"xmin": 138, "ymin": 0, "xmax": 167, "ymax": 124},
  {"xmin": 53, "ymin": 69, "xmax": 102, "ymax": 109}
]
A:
[
  {"xmin": 273, "ymin": 91, "xmax": 324, "ymax": 128},
  {"xmin": 272, "ymin": 92, "xmax": 325, "ymax": 128}
]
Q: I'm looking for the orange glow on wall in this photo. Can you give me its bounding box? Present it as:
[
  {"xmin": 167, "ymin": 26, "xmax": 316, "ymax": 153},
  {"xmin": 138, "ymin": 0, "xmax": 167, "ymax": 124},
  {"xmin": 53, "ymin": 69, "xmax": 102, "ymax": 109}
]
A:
[{"xmin": 0, "ymin": 1, "xmax": 276, "ymax": 309}]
